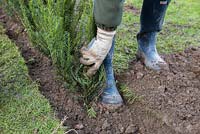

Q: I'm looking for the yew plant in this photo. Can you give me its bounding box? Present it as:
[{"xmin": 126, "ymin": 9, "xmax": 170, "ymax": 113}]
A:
[{"xmin": 5, "ymin": 0, "xmax": 105, "ymax": 104}]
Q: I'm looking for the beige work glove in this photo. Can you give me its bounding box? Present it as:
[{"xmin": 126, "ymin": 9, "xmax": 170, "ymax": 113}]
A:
[{"xmin": 80, "ymin": 27, "xmax": 116, "ymax": 76}]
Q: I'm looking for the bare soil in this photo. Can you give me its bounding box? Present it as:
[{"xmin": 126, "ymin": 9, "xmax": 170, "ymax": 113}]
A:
[
  {"xmin": 1, "ymin": 8, "xmax": 200, "ymax": 134},
  {"xmin": 124, "ymin": 5, "xmax": 140, "ymax": 15}
]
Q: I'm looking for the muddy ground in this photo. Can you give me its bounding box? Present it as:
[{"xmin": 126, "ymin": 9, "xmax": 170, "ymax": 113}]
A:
[{"xmin": 0, "ymin": 8, "xmax": 200, "ymax": 134}]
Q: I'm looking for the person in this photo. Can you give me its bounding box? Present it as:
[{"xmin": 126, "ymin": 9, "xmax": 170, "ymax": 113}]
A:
[{"xmin": 80, "ymin": 0, "xmax": 171, "ymax": 107}]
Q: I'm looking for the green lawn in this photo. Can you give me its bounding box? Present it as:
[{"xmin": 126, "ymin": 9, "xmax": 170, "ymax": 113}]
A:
[
  {"xmin": 114, "ymin": 0, "xmax": 200, "ymax": 72},
  {"xmin": 0, "ymin": 25, "xmax": 63, "ymax": 134}
]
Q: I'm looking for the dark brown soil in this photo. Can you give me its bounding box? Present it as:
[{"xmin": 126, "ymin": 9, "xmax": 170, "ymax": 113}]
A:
[
  {"xmin": 118, "ymin": 48, "xmax": 200, "ymax": 134},
  {"xmin": 1, "ymin": 8, "xmax": 200, "ymax": 134},
  {"xmin": 124, "ymin": 5, "xmax": 140, "ymax": 15}
]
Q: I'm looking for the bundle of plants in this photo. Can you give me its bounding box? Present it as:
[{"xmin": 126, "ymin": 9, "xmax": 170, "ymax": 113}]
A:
[{"xmin": 4, "ymin": 0, "xmax": 105, "ymax": 104}]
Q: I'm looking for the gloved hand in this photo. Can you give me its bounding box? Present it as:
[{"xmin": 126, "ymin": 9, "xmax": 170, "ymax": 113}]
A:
[{"xmin": 80, "ymin": 27, "xmax": 116, "ymax": 76}]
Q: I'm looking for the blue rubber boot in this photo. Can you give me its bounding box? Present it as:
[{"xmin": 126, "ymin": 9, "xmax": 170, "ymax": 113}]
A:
[
  {"xmin": 137, "ymin": 32, "xmax": 169, "ymax": 70},
  {"xmin": 101, "ymin": 38, "xmax": 123, "ymax": 107}
]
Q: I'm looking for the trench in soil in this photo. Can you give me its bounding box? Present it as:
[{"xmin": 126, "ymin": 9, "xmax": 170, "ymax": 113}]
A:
[{"xmin": 1, "ymin": 8, "xmax": 200, "ymax": 134}]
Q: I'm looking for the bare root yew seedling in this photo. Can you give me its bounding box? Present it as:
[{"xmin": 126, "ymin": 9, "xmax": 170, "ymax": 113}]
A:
[{"xmin": 4, "ymin": 0, "xmax": 105, "ymax": 105}]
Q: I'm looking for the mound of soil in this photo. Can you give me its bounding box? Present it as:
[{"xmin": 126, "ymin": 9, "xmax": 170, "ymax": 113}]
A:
[
  {"xmin": 1, "ymin": 8, "xmax": 199, "ymax": 134},
  {"xmin": 119, "ymin": 47, "xmax": 200, "ymax": 134}
]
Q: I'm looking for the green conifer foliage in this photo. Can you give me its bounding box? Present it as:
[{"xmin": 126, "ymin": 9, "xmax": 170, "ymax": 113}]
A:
[{"xmin": 4, "ymin": 0, "xmax": 105, "ymax": 104}]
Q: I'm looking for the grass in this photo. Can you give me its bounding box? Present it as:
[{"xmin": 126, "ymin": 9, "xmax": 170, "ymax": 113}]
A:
[
  {"xmin": 119, "ymin": 84, "xmax": 141, "ymax": 104},
  {"xmin": 0, "ymin": 25, "xmax": 63, "ymax": 134},
  {"xmin": 114, "ymin": 0, "xmax": 200, "ymax": 72}
]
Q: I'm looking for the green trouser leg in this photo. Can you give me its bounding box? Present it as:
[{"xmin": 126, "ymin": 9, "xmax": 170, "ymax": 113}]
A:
[
  {"xmin": 94, "ymin": 0, "xmax": 170, "ymax": 32},
  {"xmin": 94, "ymin": 0, "xmax": 124, "ymax": 30}
]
